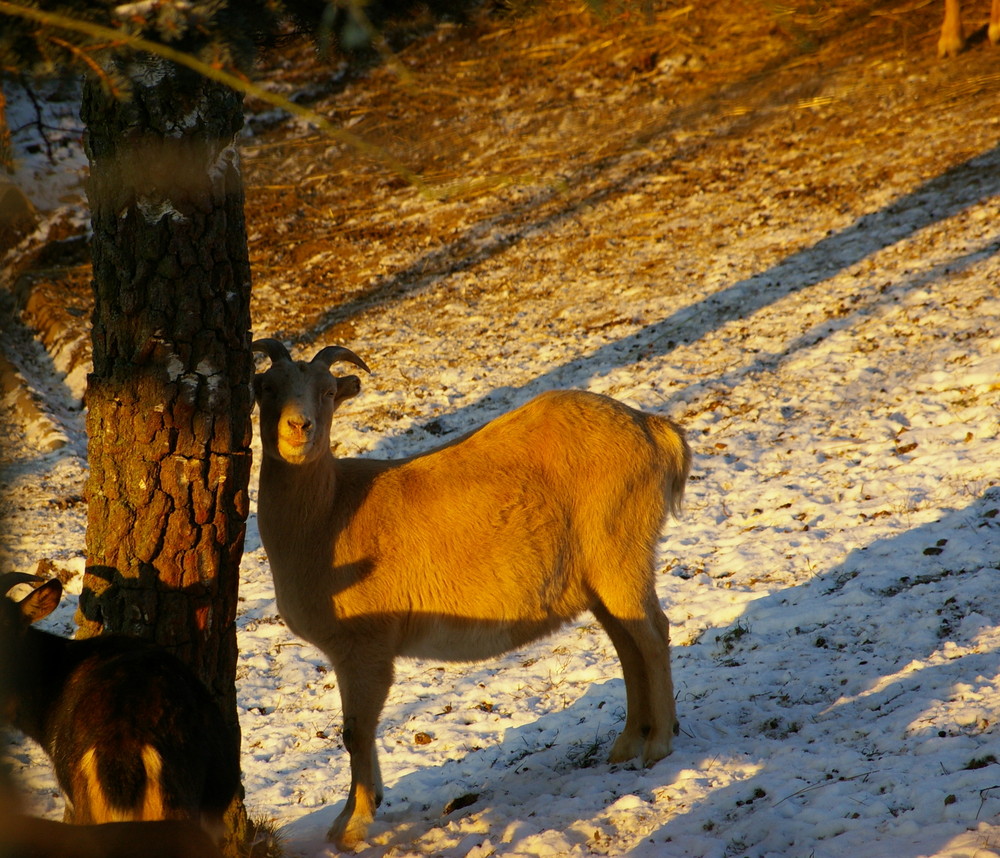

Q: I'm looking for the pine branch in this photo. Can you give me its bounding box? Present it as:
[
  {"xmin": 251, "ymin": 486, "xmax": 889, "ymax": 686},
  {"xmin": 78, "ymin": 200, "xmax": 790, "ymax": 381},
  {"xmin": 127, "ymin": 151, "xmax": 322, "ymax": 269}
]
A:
[{"xmin": 0, "ymin": 0, "xmax": 432, "ymax": 194}]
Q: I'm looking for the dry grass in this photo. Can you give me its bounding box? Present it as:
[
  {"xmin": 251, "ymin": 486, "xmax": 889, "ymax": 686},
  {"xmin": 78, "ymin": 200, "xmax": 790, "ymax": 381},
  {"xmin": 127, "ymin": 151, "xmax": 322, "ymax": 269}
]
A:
[{"xmin": 8, "ymin": 0, "xmax": 1000, "ymax": 360}]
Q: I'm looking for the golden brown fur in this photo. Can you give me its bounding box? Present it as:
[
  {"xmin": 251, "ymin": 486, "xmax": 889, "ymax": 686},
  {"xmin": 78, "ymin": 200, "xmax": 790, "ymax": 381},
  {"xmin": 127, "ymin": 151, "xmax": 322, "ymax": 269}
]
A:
[
  {"xmin": 252, "ymin": 339, "xmax": 691, "ymax": 851},
  {"xmin": 71, "ymin": 746, "xmax": 165, "ymax": 824}
]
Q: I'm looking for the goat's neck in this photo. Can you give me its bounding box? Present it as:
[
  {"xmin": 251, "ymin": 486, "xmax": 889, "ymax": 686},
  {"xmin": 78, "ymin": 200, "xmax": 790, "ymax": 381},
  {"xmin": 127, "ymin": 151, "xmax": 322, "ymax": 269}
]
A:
[
  {"xmin": 259, "ymin": 450, "xmax": 337, "ymax": 528},
  {"xmin": 9, "ymin": 630, "xmax": 73, "ymax": 744}
]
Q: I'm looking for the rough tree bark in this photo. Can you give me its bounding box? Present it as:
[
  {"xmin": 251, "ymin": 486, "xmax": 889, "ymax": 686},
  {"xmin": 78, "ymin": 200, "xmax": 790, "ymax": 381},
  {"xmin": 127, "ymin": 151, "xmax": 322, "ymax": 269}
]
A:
[{"xmin": 77, "ymin": 56, "xmax": 252, "ymax": 854}]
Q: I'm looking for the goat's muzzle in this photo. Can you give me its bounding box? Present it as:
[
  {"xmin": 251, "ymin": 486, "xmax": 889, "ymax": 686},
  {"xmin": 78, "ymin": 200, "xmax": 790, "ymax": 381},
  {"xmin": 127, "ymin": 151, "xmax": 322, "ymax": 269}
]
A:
[{"xmin": 277, "ymin": 416, "xmax": 316, "ymax": 464}]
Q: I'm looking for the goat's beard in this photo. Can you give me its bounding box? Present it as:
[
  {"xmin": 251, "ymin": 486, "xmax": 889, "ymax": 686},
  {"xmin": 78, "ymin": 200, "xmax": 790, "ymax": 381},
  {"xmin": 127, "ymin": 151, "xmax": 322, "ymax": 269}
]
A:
[{"xmin": 277, "ymin": 435, "xmax": 315, "ymax": 465}]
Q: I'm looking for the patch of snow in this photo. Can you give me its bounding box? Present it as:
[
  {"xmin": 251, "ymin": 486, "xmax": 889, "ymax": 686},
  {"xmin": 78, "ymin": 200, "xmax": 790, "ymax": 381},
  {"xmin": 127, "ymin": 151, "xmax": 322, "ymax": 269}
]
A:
[{"xmin": 0, "ymin": 79, "xmax": 86, "ymax": 214}]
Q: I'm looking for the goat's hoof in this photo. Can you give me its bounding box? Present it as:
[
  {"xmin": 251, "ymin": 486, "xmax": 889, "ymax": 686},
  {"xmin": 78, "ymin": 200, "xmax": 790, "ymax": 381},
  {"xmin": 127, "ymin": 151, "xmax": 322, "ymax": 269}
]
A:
[
  {"xmin": 327, "ymin": 813, "xmax": 371, "ymax": 852},
  {"xmin": 937, "ymin": 34, "xmax": 965, "ymax": 58},
  {"xmin": 641, "ymin": 736, "xmax": 673, "ymax": 768},
  {"xmin": 608, "ymin": 732, "xmax": 644, "ymax": 764}
]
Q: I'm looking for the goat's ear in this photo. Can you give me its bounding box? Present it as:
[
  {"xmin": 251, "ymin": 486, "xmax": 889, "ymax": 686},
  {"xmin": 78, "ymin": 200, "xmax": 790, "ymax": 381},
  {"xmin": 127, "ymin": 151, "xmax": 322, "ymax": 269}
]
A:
[
  {"xmin": 253, "ymin": 371, "xmax": 278, "ymax": 404},
  {"xmin": 18, "ymin": 579, "xmax": 62, "ymax": 624},
  {"xmin": 334, "ymin": 374, "xmax": 362, "ymax": 406}
]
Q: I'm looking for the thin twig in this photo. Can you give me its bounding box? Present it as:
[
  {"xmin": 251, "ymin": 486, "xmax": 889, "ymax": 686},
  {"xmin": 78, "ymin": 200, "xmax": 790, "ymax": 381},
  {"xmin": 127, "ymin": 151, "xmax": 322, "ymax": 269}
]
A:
[
  {"xmin": 977, "ymin": 784, "xmax": 1000, "ymax": 820},
  {"xmin": 774, "ymin": 771, "xmax": 878, "ymax": 806},
  {"xmin": 0, "ymin": 0, "xmax": 432, "ymax": 195},
  {"xmin": 46, "ymin": 35, "xmax": 120, "ymax": 96},
  {"xmin": 19, "ymin": 77, "xmax": 53, "ymax": 162}
]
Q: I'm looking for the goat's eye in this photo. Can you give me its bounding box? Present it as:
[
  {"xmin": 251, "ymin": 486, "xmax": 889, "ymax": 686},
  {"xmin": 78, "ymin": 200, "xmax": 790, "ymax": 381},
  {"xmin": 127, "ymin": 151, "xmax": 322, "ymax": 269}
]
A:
[{"xmin": 324, "ymin": 387, "xmax": 337, "ymax": 398}]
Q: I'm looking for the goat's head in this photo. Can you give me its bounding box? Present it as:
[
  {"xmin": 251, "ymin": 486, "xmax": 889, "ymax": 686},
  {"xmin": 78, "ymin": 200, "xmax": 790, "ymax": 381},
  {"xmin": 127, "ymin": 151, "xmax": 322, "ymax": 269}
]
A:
[
  {"xmin": 252, "ymin": 339, "xmax": 371, "ymax": 465},
  {"xmin": 0, "ymin": 573, "xmax": 62, "ymax": 720},
  {"xmin": 0, "ymin": 573, "xmax": 62, "ymax": 633}
]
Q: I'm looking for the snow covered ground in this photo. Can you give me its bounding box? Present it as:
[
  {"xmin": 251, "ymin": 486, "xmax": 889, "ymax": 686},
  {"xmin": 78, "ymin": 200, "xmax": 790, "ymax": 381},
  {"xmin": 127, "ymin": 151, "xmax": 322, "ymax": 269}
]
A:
[
  {"xmin": 236, "ymin": 172, "xmax": 1000, "ymax": 858},
  {"xmin": 3, "ymin": 2, "xmax": 1000, "ymax": 856}
]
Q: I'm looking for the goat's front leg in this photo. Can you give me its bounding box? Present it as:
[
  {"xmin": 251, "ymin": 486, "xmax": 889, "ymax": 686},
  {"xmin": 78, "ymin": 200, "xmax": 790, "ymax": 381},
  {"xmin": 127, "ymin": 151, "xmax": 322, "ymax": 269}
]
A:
[
  {"xmin": 327, "ymin": 655, "xmax": 393, "ymax": 852},
  {"xmin": 939, "ymin": 0, "xmax": 964, "ymax": 57}
]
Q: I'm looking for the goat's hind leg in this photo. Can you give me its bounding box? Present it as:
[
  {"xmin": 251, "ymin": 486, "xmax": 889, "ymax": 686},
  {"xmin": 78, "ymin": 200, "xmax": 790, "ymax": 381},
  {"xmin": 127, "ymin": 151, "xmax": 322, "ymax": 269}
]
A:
[
  {"xmin": 595, "ymin": 592, "xmax": 675, "ymax": 767},
  {"xmin": 591, "ymin": 602, "xmax": 651, "ymax": 764},
  {"xmin": 639, "ymin": 593, "xmax": 677, "ymax": 764}
]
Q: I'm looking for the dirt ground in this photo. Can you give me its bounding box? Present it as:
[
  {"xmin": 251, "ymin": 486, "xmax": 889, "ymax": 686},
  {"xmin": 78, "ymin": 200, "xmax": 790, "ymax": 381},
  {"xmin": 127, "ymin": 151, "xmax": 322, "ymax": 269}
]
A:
[{"xmin": 3, "ymin": 0, "xmax": 1000, "ymax": 416}]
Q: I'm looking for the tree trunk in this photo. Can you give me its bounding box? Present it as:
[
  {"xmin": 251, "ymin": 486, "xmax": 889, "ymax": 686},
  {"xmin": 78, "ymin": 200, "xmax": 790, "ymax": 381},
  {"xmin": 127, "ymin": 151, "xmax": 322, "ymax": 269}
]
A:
[{"xmin": 78, "ymin": 58, "xmax": 252, "ymax": 855}]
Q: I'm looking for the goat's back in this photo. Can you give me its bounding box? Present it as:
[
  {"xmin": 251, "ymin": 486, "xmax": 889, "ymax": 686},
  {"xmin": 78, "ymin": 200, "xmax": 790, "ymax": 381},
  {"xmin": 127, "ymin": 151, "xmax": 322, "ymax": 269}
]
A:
[{"xmin": 385, "ymin": 388, "xmax": 688, "ymax": 519}]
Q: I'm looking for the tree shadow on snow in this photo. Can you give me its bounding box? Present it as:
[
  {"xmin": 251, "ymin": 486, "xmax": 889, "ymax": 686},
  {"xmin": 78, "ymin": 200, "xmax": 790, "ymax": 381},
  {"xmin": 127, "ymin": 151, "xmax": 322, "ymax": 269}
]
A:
[
  {"xmin": 300, "ymin": 0, "xmax": 922, "ymax": 349},
  {"xmin": 276, "ymin": 489, "xmax": 1000, "ymax": 857},
  {"xmin": 349, "ymin": 138, "xmax": 1000, "ymax": 454},
  {"xmin": 627, "ymin": 487, "xmax": 1000, "ymax": 857}
]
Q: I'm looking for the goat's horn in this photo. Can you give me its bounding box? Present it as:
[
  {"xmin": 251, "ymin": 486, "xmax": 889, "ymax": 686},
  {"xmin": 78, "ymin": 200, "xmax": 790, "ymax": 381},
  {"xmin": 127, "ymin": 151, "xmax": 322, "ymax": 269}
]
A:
[
  {"xmin": 0, "ymin": 572, "xmax": 45, "ymax": 597},
  {"xmin": 311, "ymin": 346, "xmax": 371, "ymax": 374},
  {"xmin": 251, "ymin": 338, "xmax": 293, "ymax": 363}
]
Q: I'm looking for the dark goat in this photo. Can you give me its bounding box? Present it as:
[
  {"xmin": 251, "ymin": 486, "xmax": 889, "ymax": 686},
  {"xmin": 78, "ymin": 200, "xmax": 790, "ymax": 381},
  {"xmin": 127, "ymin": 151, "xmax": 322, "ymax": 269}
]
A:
[{"xmin": 0, "ymin": 573, "xmax": 239, "ymax": 841}]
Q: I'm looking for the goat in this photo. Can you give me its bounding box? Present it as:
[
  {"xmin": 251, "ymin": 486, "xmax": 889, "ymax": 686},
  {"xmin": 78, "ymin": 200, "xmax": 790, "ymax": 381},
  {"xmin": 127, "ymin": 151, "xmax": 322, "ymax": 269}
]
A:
[
  {"xmin": 939, "ymin": 0, "xmax": 1000, "ymax": 56},
  {"xmin": 252, "ymin": 338, "xmax": 692, "ymax": 851},
  {"xmin": 0, "ymin": 573, "xmax": 240, "ymax": 842}
]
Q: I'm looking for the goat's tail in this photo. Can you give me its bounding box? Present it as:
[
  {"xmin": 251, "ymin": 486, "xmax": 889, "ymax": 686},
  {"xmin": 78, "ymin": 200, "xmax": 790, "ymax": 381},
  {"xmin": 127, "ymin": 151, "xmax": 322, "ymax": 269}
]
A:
[
  {"xmin": 139, "ymin": 745, "xmax": 166, "ymax": 819},
  {"xmin": 651, "ymin": 415, "xmax": 692, "ymax": 518},
  {"xmin": 72, "ymin": 744, "xmax": 166, "ymax": 824}
]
